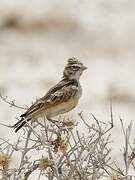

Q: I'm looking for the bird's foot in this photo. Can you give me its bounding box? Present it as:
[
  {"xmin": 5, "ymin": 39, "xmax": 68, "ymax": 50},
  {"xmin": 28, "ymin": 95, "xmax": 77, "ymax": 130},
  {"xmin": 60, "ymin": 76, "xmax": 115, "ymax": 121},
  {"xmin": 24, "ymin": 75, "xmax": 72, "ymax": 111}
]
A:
[{"xmin": 47, "ymin": 118, "xmax": 68, "ymax": 128}]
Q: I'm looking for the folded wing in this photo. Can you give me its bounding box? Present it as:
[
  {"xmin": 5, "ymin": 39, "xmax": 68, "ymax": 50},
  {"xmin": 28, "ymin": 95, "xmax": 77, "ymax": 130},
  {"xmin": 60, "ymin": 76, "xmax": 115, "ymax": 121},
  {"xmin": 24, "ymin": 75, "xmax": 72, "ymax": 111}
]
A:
[{"xmin": 21, "ymin": 79, "xmax": 78, "ymax": 119}]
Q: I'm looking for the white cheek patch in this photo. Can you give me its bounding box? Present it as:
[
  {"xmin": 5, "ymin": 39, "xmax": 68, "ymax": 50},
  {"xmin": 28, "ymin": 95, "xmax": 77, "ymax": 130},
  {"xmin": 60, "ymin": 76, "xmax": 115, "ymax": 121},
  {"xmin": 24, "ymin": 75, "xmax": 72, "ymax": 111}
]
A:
[{"xmin": 73, "ymin": 70, "xmax": 82, "ymax": 80}]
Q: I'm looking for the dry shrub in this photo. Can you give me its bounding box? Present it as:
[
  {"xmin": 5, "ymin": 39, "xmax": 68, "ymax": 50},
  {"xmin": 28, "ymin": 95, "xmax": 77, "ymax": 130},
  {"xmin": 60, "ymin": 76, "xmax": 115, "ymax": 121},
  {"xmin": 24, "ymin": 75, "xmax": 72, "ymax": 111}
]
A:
[{"xmin": 0, "ymin": 94, "xmax": 135, "ymax": 180}]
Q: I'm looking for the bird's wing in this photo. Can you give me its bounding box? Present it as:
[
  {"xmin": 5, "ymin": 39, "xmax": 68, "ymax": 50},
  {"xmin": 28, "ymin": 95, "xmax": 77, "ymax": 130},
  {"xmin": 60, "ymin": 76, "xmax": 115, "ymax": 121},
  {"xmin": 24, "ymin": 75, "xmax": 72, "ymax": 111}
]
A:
[{"xmin": 21, "ymin": 79, "xmax": 78, "ymax": 118}]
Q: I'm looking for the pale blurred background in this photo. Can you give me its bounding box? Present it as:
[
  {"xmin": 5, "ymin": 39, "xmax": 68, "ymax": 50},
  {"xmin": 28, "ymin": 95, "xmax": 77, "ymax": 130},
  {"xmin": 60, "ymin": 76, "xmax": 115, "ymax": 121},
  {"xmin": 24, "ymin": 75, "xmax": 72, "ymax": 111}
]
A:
[{"xmin": 0, "ymin": 0, "xmax": 135, "ymax": 178}]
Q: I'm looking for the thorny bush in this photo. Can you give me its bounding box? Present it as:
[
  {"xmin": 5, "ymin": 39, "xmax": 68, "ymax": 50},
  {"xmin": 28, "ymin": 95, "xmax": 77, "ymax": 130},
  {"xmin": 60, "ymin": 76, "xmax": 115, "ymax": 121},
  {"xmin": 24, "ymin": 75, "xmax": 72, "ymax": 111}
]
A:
[{"xmin": 0, "ymin": 94, "xmax": 135, "ymax": 180}]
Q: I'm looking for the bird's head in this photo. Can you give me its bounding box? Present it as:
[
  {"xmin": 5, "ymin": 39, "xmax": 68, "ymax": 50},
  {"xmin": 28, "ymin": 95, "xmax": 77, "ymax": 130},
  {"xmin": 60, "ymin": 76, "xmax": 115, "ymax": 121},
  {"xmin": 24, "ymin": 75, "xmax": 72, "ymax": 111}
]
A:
[{"xmin": 63, "ymin": 57, "xmax": 87, "ymax": 80}]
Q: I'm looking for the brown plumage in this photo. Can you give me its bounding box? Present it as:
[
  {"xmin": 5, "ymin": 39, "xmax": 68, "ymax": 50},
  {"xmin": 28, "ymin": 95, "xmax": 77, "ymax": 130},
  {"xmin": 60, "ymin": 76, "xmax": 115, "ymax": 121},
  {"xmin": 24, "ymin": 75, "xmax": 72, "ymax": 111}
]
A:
[{"xmin": 12, "ymin": 57, "xmax": 87, "ymax": 132}]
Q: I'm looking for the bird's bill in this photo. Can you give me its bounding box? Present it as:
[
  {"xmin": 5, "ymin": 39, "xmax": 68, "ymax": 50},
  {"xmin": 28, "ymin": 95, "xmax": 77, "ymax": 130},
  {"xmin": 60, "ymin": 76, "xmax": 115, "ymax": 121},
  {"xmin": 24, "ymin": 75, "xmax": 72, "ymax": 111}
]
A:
[{"xmin": 81, "ymin": 65, "xmax": 87, "ymax": 70}]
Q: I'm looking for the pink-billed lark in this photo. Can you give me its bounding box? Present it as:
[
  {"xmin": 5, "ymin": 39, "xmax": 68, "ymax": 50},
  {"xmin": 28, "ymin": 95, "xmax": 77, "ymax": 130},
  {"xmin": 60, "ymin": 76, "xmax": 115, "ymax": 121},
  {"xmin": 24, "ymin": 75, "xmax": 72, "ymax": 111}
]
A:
[{"xmin": 13, "ymin": 57, "xmax": 87, "ymax": 132}]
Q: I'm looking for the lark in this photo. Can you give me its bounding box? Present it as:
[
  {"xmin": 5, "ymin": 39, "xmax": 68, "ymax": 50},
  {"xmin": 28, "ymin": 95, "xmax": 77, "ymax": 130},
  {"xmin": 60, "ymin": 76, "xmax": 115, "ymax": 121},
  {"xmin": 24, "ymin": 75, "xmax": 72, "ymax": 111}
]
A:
[{"xmin": 13, "ymin": 57, "xmax": 87, "ymax": 132}]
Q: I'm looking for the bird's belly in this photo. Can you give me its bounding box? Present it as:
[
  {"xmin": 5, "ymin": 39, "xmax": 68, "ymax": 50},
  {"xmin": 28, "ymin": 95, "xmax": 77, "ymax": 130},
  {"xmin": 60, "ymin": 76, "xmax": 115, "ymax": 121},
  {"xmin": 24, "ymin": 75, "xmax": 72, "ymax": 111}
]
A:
[{"xmin": 46, "ymin": 98, "xmax": 79, "ymax": 118}]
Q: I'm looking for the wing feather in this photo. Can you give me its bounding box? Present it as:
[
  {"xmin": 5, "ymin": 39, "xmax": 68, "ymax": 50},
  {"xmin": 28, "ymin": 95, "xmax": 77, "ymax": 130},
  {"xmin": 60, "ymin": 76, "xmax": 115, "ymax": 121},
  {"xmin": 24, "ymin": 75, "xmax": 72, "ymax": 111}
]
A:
[{"xmin": 21, "ymin": 79, "xmax": 78, "ymax": 118}]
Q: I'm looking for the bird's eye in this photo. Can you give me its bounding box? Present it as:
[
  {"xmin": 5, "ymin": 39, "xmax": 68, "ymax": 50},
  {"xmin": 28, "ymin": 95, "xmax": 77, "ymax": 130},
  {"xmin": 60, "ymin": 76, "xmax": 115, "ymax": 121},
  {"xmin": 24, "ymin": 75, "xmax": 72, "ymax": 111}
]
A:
[{"xmin": 72, "ymin": 65, "xmax": 76, "ymax": 69}]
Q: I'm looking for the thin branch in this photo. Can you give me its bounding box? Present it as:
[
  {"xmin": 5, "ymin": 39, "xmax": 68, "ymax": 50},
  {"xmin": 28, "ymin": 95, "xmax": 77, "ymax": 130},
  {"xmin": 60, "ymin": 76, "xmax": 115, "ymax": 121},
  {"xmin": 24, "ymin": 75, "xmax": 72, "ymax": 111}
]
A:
[{"xmin": 0, "ymin": 93, "xmax": 27, "ymax": 110}]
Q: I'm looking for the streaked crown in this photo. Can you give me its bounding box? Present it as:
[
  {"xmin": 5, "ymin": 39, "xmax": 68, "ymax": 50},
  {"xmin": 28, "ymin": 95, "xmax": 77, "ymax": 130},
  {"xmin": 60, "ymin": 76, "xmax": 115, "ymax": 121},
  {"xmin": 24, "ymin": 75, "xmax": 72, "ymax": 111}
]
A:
[
  {"xmin": 63, "ymin": 57, "xmax": 87, "ymax": 80},
  {"xmin": 67, "ymin": 57, "xmax": 82, "ymax": 65}
]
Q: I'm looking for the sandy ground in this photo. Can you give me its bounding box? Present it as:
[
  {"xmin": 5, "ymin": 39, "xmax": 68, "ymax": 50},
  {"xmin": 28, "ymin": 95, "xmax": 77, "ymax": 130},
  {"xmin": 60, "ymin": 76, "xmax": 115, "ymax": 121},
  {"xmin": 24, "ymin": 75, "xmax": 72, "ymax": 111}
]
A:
[{"xmin": 0, "ymin": 0, "xmax": 135, "ymax": 179}]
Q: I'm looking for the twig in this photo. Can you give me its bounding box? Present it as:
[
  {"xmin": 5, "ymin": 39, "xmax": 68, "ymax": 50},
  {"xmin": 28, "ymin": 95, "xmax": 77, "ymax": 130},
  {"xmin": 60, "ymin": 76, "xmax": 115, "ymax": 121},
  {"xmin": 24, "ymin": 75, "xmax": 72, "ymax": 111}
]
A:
[{"xmin": 0, "ymin": 93, "xmax": 27, "ymax": 110}]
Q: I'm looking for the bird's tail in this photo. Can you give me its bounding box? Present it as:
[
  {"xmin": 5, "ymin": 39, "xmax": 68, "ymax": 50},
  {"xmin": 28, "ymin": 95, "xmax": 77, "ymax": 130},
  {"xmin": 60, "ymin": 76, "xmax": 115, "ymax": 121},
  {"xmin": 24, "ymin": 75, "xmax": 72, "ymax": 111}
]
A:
[{"xmin": 12, "ymin": 117, "xmax": 31, "ymax": 133}]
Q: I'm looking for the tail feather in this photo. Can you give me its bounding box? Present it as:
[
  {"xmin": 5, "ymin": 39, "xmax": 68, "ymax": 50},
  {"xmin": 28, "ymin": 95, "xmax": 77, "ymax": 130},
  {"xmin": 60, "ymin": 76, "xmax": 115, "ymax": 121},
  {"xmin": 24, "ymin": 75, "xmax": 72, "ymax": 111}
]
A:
[{"xmin": 12, "ymin": 118, "xmax": 31, "ymax": 133}]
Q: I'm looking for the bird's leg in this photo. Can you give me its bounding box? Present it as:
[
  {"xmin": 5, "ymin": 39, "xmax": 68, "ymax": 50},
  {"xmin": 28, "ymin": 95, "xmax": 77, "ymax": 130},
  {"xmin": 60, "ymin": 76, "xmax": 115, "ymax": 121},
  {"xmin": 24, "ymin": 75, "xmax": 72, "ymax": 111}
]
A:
[{"xmin": 47, "ymin": 118, "xmax": 63, "ymax": 128}]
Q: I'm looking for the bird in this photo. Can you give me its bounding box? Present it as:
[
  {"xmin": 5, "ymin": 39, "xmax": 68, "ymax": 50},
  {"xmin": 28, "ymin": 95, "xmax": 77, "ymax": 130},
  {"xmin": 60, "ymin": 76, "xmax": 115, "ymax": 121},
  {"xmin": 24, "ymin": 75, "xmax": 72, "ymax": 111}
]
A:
[{"xmin": 12, "ymin": 57, "xmax": 87, "ymax": 132}]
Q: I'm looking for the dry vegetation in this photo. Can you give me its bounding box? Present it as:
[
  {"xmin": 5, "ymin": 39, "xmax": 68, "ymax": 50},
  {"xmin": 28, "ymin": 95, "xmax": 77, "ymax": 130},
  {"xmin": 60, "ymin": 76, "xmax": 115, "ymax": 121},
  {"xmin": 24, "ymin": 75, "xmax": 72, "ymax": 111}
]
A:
[{"xmin": 0, "ymin": 94, "xmax": 135, "ymax": 180}]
